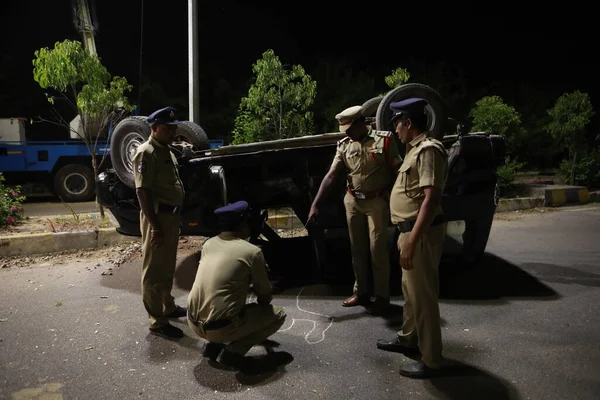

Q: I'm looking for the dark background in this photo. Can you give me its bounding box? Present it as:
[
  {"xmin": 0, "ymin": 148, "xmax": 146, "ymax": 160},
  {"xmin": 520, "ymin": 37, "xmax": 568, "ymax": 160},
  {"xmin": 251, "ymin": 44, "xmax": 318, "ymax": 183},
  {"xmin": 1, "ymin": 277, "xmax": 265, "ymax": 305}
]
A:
[{"xmin": 1, "ymin": 0, "xmax": 597, "ymax": 144}]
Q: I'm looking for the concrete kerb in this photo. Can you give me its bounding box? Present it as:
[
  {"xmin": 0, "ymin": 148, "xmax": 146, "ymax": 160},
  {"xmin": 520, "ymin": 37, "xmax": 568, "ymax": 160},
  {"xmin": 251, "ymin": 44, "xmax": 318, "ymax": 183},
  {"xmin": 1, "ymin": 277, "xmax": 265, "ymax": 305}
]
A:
[{"xmin": 0, "ymin": 228, "xmax": 139, "ymax": 258}]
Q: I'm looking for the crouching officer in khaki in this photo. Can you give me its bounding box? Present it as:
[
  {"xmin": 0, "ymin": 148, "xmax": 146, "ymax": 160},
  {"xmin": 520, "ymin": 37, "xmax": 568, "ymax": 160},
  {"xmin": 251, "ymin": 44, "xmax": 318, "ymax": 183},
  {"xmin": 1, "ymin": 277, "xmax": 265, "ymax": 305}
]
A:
[
  {"xmin": 375, "ymin": 98, "xmax": 449, "ymax": 378},
  {"xmin": 307, "ymin": 105, "xmax": 402, "ymax": 314},
  {"xmin": 133, "ymin": 106, "xmax": 187, "ymax": 340},
  {"xmin": 187, "ymin": 200, "xmax": 287, "ymax": 371}
]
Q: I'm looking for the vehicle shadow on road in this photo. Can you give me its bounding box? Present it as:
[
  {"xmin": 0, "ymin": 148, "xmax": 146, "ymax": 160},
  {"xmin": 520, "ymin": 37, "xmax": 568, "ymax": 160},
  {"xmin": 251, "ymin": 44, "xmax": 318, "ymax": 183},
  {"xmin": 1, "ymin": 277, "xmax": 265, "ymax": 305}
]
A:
[
  {"xmin": 425, "ymin": 360, "xmax": 521, "ymax": 400},
  {"xmin": 439, "ymin": 253, "xmax": 561, "ymax": 303}
]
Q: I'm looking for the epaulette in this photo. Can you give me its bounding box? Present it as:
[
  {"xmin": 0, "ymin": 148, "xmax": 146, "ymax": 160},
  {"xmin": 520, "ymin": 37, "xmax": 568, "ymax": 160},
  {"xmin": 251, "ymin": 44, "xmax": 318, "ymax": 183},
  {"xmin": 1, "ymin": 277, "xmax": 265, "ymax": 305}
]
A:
[
  {"xmin": 375, "ymin": 130, "xmax": 392, "ymax": 138},
  {"xmin": 337, "ymin": 136, "xmax": 350, "ymax": 145}
]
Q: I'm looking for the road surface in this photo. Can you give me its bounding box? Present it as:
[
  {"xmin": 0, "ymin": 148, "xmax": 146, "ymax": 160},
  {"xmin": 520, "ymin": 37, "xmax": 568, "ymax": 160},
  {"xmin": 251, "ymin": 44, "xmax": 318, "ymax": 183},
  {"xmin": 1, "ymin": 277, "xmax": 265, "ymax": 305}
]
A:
[{"xmin": 1, "ymin": 204, "xmax": 599, "ymax": 400}]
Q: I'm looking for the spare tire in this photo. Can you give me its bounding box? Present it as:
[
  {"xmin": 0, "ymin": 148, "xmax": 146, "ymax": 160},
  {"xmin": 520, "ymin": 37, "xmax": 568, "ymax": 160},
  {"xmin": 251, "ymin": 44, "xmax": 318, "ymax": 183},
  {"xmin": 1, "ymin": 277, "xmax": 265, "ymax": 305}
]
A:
[
  {"xmin": 174, "ymin": 121, "xmax": 210, "ymax": 150},
  {"xmin": 375, "ymin": 83, "xmax": 447, "ymax": 140},
  {"xmin": 110, "ymin": 116, "xmax": 151, "ymax": 189},
  {"xmin": 361, "ymin": 96, "xmax": 383, "ymax": 118}
]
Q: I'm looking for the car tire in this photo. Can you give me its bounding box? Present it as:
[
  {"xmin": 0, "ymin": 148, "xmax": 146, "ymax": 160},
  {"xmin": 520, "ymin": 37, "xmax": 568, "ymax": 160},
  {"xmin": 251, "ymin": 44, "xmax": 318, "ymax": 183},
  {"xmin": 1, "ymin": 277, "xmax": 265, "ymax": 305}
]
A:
[
  {"xmin": 375, "ymin": 83, "xmax": 447, "ymax": 140},
  {"xmin": 109, "ymin": 116, "xmax": 151, "ymax": 189}
]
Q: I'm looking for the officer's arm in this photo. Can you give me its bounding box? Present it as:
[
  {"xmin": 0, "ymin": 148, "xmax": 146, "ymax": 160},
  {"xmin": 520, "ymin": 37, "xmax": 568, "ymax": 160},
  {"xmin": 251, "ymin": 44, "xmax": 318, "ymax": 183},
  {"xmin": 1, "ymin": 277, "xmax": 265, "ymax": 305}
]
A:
[
  {"xmin": 134, "ymin": 153, "xmax": 161, "ymax": 231},
  {"xmin": 408, "ymin": 148, "xmax": 446, "ymax": 245},
  {"xmin": 311, "ymin": 150, "xmax": 345, "ymax": 208},
  {"xmin": 387, "ymin": 137, "xmax": 403, "ymax": 174},
  {"xmin": 249, "ymin": 250, "xmax": 273, "ymax": 305}
]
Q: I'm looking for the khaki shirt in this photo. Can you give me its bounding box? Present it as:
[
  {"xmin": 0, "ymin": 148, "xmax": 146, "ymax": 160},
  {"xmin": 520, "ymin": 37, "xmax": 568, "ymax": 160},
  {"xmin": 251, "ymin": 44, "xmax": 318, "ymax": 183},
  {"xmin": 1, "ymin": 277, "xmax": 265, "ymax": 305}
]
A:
[
  {"xmin": 133, "ymin": 136, "xmax": 185, "ymax": 207},
  {"xmin": 390, "ymin": 133, "xmax": 448, "ymax": 224},
  {"xmin": 330, "ymin": 128, "xmax": 402, "ymax": 192},
  {"xmin": 187, "ymin": 234, "xmax": 272, "ymax": 323}
]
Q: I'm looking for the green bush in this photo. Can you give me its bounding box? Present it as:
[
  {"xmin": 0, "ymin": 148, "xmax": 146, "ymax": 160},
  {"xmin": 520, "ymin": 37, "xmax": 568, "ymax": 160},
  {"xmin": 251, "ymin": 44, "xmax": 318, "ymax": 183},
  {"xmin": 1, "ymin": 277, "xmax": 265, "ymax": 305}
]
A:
[
  {"xmin": 0, "ymin": 173, "xmax": 26, "ymax": 227},
  {"xmin": 558, "ymin": 148, "xmax": 600, "ymax": 189},
  {"xmin": 496, "ymin": 156, "xmax": 527, "ymax": 196}
]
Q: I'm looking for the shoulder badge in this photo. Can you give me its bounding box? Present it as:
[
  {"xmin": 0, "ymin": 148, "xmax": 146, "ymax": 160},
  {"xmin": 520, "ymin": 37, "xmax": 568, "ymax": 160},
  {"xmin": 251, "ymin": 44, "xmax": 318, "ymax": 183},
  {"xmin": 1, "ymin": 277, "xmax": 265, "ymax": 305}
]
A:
[
  {"xmin": 337, "ymin": 136, "xmax": 350, "ymax": 145},
  {"xmin": 375, "ymin": 130, "xmax": 391, "ymax": 138}
]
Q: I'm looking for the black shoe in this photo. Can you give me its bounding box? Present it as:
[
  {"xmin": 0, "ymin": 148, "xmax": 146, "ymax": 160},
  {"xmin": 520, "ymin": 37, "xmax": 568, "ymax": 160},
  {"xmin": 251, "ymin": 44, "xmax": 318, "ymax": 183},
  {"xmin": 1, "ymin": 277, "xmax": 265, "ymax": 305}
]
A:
[
  {"xmin": 149, "ymin": 324, "xmax": 184, "ymax": 340},
  {"xmin": 165, "ymin": 305, "xmax": 187, "ymax": 319},
  {"xmin": 203, "ymin": 342, "xmax": 226, "ymax": 361},
  {"xmin": 399, "ymin": 361, "xmax": 441, "ymax": 379},
  {"xmin": 376, "ymin": 336, "xmax": 419, "ymax": 354},
  {"xmin": 208, "ymin": 348, "xmax": 245, "ymax": 371}
]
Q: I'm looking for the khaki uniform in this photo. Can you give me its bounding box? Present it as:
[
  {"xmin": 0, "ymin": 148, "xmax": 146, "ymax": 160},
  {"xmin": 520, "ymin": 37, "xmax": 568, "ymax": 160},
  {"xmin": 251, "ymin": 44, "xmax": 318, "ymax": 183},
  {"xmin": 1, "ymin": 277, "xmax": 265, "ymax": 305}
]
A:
[
  {"xmin": 331, "ymin": 127, "xmax": 402, "ymax": 299},
  {"xmin": 187, "ymin": 234, "xmax": 286, "ymax": 355},
  {"xmin": 133, "ymin": 136, "xmax": 185, "ymax": 329},
  {"xmin": 389, "ymin": 132, "xmax": 448, "ymax": 368}
]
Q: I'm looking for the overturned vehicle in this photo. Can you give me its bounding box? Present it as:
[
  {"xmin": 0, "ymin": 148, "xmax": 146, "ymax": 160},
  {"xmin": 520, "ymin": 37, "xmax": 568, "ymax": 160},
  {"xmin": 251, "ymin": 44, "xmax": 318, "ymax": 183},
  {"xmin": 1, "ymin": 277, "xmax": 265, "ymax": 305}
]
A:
[{"xmin": 96, "ymin": 83, "xmax": 506, "ymax": 280}]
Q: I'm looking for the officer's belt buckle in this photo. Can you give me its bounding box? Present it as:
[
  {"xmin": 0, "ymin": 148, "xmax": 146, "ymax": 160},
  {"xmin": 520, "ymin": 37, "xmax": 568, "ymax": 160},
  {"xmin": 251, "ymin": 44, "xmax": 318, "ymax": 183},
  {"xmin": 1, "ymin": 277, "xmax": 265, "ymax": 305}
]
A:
[{"xmin": 171, "ymin": 206, "xmax": 180, "ymax": 214}]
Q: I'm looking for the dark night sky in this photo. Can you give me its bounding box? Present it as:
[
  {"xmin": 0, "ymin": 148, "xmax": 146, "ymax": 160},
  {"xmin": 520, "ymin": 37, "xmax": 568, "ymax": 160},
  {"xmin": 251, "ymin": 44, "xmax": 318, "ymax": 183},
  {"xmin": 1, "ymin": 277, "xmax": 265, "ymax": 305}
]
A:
[{"xmin": 1, "ymin": 0, "xmax": 598, "ymax": 138}]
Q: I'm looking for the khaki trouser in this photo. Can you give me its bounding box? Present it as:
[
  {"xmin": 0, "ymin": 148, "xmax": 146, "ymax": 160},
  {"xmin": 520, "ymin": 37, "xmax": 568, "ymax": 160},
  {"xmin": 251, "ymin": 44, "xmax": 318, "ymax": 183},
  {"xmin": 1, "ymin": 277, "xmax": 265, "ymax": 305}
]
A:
[
  {"xmin": 188, "ymin": 304, "xmax": 287, "ymax": 355},
  {"xmin": 140, "ymin": 209, "xmax": 181, "ymax": 329},
  {"xmin": 397, "ymin": 222, "xmax": 446, "ymax": 368},
  {"xmin": 343, "ymin": 192, "xmax": 391, "ymax": 299}
]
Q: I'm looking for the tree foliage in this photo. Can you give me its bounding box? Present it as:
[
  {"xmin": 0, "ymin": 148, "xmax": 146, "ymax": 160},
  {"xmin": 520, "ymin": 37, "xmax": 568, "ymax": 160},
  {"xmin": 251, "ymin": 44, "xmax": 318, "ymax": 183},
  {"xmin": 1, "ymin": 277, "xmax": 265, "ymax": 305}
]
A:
[
  {"xmin": 384, "ymin": 67, "xmax": 411, "ymax": 91},
  {"xmin": 547, "ymin": 90, "xmax": 595, "ymax": 184},
  {"xmin": 469, "ymin": 95, "xmax": 521, "ymax": 136},
  {"xmin": 232, "ymin": 49, "xmax": 317, "ymax": 144},
  {"xmin": 32, "ymin": 39, "xmax": 134, "ymax": 209}
]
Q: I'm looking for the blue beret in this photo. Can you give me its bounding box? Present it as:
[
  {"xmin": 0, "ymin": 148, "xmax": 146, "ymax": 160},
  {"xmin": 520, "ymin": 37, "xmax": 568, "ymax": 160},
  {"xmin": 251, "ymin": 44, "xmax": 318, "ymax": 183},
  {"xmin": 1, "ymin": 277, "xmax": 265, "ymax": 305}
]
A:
[
  {"xmin": 389, "ymin": 98, "xmax": 428, "ymax": 124},
  {"xmin": 214, "ymin": 200, "xmax": 249, "ymax": 216},
  {"xmin": 147, "ymin": 106, "xmax": 181, "ymax": 126}
]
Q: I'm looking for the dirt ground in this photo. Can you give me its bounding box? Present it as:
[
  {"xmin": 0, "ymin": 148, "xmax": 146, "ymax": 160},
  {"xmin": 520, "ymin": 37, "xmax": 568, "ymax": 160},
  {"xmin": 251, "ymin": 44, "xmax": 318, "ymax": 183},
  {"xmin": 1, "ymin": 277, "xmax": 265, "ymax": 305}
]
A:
[{"xmin": 0, "ymin": 213, "xmax": 113, "ymax": 237}]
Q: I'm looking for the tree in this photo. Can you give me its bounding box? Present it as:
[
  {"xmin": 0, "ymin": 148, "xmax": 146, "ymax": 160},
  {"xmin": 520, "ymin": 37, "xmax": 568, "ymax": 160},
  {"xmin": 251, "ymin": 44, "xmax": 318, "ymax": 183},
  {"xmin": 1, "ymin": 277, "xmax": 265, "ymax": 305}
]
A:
[
  {"xmin": 310, "ymin": 59, "xmax": 381, "ymax": 133},
  {"xmin": 469, "ymin": 95, "xmax": 523, "ymax": 151},
  {"xmin": 383, "ymin": 67, "xmax": 411, "ymax": 92},
  {"xmin": 547, "ymin": 90, "xmax": 595, "ymax": 185},
  {"xmin": 232, "ymin": 49, "xmax": 317, "ymax": 144},
  {"xmin": 32, "ymin": 39, "xmax": 134, "ymax": 214}
]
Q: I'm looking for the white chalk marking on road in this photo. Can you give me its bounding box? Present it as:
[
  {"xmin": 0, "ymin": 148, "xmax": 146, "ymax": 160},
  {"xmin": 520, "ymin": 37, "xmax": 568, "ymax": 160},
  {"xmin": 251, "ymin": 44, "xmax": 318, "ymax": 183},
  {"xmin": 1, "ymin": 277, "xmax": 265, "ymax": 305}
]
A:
[{"xmin": 273, "ymin": 286, "xmax": 335, "ymax": 344}]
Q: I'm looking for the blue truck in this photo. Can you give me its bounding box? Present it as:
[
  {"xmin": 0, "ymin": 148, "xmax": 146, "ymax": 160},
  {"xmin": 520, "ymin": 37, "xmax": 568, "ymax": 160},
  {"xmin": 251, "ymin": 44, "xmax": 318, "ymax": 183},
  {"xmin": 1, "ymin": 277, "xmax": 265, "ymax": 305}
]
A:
[
  {"xmin": 0, "ymin": 117, "xmax": 224, "ymax": 202},
  {"xmin": 0, "ymin": 117, "xmax": 111, "ymax": 202}
]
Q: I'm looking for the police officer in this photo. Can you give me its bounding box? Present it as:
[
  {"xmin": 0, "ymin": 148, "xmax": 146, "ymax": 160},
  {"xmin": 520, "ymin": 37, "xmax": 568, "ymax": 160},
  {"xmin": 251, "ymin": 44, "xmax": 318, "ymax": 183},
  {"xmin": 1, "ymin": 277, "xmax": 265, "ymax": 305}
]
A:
[
  {"xmin": 375, "ymin": 98, "xmax": 449, "ymax": 379},
  {"xmin": 307, "ymin": 105, "xmax": 402, "ymax": 314},
  {"xmin": 187, "ymin": 200, "xmax": 287, "ymax": 371},
  {"xmin": 133, "ymin": 106, "xmax": 187, "ymax": 340}
]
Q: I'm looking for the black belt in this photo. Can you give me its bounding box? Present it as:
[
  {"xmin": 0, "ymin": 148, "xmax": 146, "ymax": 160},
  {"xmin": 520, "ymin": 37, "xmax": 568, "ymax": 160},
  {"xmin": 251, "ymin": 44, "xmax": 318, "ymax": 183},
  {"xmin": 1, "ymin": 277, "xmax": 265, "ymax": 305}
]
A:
[
  {"xmin": 396, "ymin": 214, "xmax": 446, "ymax": 233},
  {"xmin": 347, "ymin": 188, "xmax": 387, "ymax": 200},
  {"xmin": 187, "ymin": 311, "xmax": 232, "ymax": 331},
  {"xmin": 158, "ymin": 203, "xmax": 181, "ymax": 214}
]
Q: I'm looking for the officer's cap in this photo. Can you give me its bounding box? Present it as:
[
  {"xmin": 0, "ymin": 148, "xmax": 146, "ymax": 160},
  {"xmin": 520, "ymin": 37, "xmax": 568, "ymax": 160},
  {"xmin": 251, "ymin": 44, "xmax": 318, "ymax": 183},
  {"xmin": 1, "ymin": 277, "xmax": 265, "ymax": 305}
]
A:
[
  {"xmin": 214, "ymin": 200, "xmax": 250, "ymax": 216},
  {"xmin": 147, "ymin": 106, "xmax": 181, "ymax": 126},
  {"xmin": 389, "ymin": 98, "xmax": 428, "ymax": 124},
  {"xmin": 335, "ymin": 105, "xmax": 363, "ymax": 132}
]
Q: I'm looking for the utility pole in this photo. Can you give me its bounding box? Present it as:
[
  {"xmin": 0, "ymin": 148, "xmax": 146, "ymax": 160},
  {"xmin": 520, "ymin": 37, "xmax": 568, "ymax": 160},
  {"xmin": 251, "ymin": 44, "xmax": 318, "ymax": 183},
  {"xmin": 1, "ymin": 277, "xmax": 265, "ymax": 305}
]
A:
[
  {"xmin": 188, "ymin": 0, "xmax": 199, "ymax": 123},
  {"xmin": 74, "ymin": 0, "xmax": 97, "ymax": 56}
]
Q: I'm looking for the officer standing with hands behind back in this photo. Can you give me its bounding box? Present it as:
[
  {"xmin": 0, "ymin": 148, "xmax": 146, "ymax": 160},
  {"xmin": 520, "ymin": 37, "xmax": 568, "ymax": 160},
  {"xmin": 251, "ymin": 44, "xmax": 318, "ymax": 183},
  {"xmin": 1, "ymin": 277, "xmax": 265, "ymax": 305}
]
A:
[
  {"xmin": 375, "ymin": 98, "xmax": 449, "ymax": 379},
  {"xmin": 133, "ymin": 106, "xmax": 187, "ymax": 340}
]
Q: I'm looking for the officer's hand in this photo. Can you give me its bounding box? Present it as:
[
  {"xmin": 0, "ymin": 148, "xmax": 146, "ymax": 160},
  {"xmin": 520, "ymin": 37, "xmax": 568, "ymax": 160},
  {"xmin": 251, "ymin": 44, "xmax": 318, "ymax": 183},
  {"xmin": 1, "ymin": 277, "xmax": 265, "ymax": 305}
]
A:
[
  {"xmin": 306, "ymin": 206, "xmax": 319, "ymax": 226},
  {"xmin": 151, "ymin": 229, "xmax": 164, "ymax": 248},
  {"xmin": 257, "ymin": 294, "xmax": 272, "ymax": 305},
  {"xmin": 400, "ymin": 239, "xmax": 415, "ymax": 270}
]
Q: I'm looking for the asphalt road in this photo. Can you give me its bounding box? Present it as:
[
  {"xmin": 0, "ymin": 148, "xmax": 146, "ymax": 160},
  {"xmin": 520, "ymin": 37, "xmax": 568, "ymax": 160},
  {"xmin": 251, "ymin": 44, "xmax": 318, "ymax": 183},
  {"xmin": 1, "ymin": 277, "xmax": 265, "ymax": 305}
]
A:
[{"xmin": 1, "ymin": 204, "xmax": 599, "ymax": 400}]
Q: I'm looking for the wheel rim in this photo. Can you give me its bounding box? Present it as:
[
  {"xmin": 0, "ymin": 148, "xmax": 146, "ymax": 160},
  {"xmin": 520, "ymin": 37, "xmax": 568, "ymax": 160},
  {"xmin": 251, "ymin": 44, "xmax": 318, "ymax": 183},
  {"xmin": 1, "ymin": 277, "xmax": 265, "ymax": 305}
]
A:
[
  {"xmin": 63, "ymin": 172, "xmax": 88, "ymax": 196},
  {"xmin": 174, "ymin": 134, "xmax": 189, "ymax": 143},
  {"xmin": 122, "ymin": 131, "xmax": 145, "ymax": 173}
]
